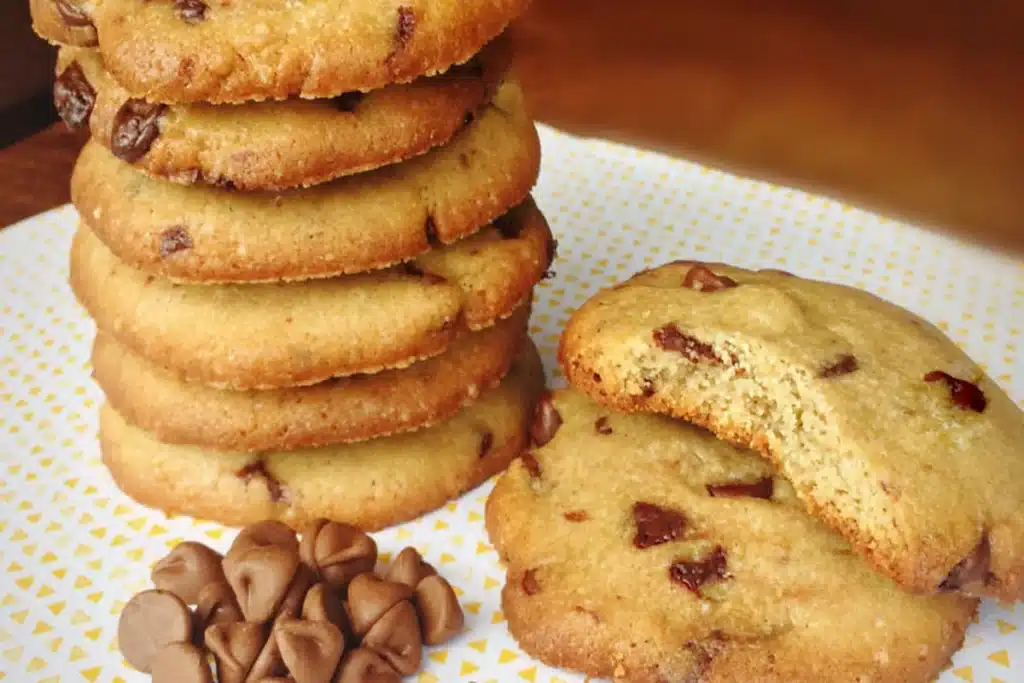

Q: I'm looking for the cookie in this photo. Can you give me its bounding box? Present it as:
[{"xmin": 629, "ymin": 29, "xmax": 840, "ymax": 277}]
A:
[
  {"xmin": 29, "ymin": 0, "xmax": 97, "ymax": 47},
  {"xmin": 56, "ymin": 36, "xmax": 511, "ymax": 190},
  {"xmin": 93, "ymin": 304, "xmax": 529, "ymax": 451},
  {"xmin": 72, "ymin": 83, "xmax": 540, "ymax": 283},
  {"xmin": 70, "ymin": 204, "xmax": 551, "ymax": 390},
  {"xmin": 560, "ymin": 261, "xmax": 1024, "ymax": 601},
  {"xmin": 102, "ymin": 341, "xmax": 544, "ymax": 531},
  {"xmin": 80, "ymin": 0, "xmax": 530, "ymax": 103},
  {"xmin": 486, "ymin": 389, "xmax": 977, "ymax": 683}
]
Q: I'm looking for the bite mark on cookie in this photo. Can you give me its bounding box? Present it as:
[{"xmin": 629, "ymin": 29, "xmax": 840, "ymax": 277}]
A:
[
  {"xmin": 236, "ymin": 460, "xmax": 287, "ymax": 503},
  {"xmin": 112, "ymin": 100, "xmax": 167, "ymax": 163},
  {"xmin": 706, "ymin": 477, "xmax": 774, "ymax": 500},
  {"xmin": 530, "ymin": 392, "xmax": 562, "ymax": 447},
  {"xmin": 683, "ymin": 265, "xmax": 738, "ymax": 292},
  {"xmin": 53, "ymin": 63, "xmax": 95, "ymax": 130},
  {"xmin": 173, "ymin": 0, "xmax": 208, "ymax": 23},
  {"xmin": 820, "ymin": 354, "xmax": 859, "ymax": 378},
  {"xmin": 924, "ymin": 371, "xmax": 987, "ymax": 412},
  {"xmin": 669, "ymin": 546, "xmax": 730, "ymax": 594},
  {"xmin": 159, "ymin": 226, "xmax": 193, "ymax": 259},
  {"xmin": 632, "ymin": 502, "xmax": 687, "ymax": 549}
]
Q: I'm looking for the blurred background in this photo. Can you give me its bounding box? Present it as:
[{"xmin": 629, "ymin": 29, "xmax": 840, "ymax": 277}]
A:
[{"xmin": 0, "ymin": 1, "xmax": 59, "ymax": 148}]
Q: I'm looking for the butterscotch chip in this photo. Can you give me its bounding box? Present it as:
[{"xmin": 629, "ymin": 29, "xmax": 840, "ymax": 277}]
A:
[
  {"xmin": 151, "ymin": 642, "xmax": 212, "ymax": 683},
  {"xmin": 204, "ymin": 622, "xmax": 264, "ymax": 683},
  {"xmin": 361, "ymin": 601, "xmax": 423, "ymax": 675},
  {"xmin": 118, "ymin": 589, "xmax": 193, "ymax": 673},
  {"xmin": 194, "ymin": 581, "xmax": 242, "ymax": 630},
  {"xmin": 151, "ymin": 541, "xmax": 225, "ymax": 605},
  {"xmin": 223, "ymin": 542, "xmax": 300, "ymax": 623},
  {"xmin": 335, "ymin": 648, "xmax": 401, "ymax": 683},
  {"xmin": 383, "ymin": 547, "xmax": 436, "ymax": 589},
  {"xmin": 299, "ymin": 520, "xmax": 377, "ymax": 589},
  {"xmin": 346, "ymin": 574, "xmax": 413, "ymax": 636},
  {"xmin": 275, "ymin": 618, "xmax": 344, "ymax": 683},
  {"xmin": 414, "ymin": 575, "xmax": 464, "ymax": 646}
]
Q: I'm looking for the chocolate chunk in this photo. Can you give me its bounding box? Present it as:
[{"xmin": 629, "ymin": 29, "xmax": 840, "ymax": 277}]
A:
[
  {"xmin": 275, "ymin": 618, "xmax": 345, "ymax": 683},
  {"xmin": 159, "ymin": 226, "xmax": 193, "ymax": 259},
  {"xmin": 54, "ymin": 0, "xmax": 92, "ymax": 26},
  {"xmin": 520, "ymin": 452, "xmax": 541, "ymax": 479},
  {"xmin": 335, "ymin": 649, "xmax": 401, "ymax": 683},
  {"xmin": 384, "ymin": 547, "xmax": 436, "ymax": 589},
  {"xmin": 413, "ymin": 575, "xmax": 464, "ymax": 646},
  {"xmin": 118, "ymin": 590, "xmax": 193, "ymax": 673},
  {"xmin": 347, "ymin": 574, "xmax": 414, "ymax": 636},
  {"xmin": 633, "ymin": 502, "xmax": 687, "ymax": 549},
  {"xmin": 424, "ymin": 215, "xmax": 439, "ymax": 245},
  {"xmin": 151, "ymin": 642, "xmax": 213, "ymax": 683},
  {"xmin": 236, "ymin": 461, "xmax": 286, "ymax": 502},
  {"xmin": 820, "ymin": 354, "xmax": 858, "ymax": 378},
  {"xmin": 333, "ymin": 91, "xmax": 365, "ymax": 112},
  {"xmin": 195, "ymin": 582, "xmax": 242, "ymax": 630},
  {"xmin": 174, "ymin": 0, "xmax": 208, "ymax": 23},
  {"xmin": 682, "ymin": 265, "xmax": 738, "ymax": 292},
  {"xmin": 204, "ymin": 622, "xmax": 264, "ymax": 683},
  {"xmin": 924, "ymin": 371, "xmax": 988, "ymax": 412},
  {"xmin": 940, "ymin": 535, "xmax": 992, "ymax": 596},
  {"xmin": 670, "ymin": 546, "xmax": 730, "ymax": 594},
  {"xmin": 222, "ymin": 541, "xmax": 300, "ymax": 623},
  {"xmin": 53, "ymin": 63, "xmax": 95, "ymax": 130},
  {"xmin": 521, "ymin": 568, "xmax": 540, "ymax": 596},
  {"xmin": 707, "ymin": 477, "xmax": 774, "ymax": 500},
  {"xmin": 151, "ymin": 541, "xmax": 225, "ymax": 605},
  {"xmin": 494, "ymin": 211, "xmax": 524, "ymax": 239},
  {"xmin": 564, "ymin": 510, "xmax": 588, "ymax": 522},
  {"xmin": 362, "ymin": 601, "xmax": 422, "ymax": 674},
  {"xmin": 530, "ymin": 391, "xmax": 562, "ymax": 447},
  {"xmin": 653, "ymin": 324, "xmax": 727, "ymax": 364},
  {"xmin": 298, "ymin": 519, "xmax": 377, "ymax": 588},
  {"xmin": 478, "ymin": 430, "xmax": 494, "ymax": 458},
  {"xmin": 595, "ymin": 416, "xmax": 613, "ymax": 435},
  {"xmin": 111, "ymin": 99, "xmax": 167, "ymax": 163},
  {"xmin": 302, "ymin": 583, "xmax": 351, "ymax": 635},
  {"xmin": 394, "ymin": 6, "xmax": 416, "ymax": 49}
]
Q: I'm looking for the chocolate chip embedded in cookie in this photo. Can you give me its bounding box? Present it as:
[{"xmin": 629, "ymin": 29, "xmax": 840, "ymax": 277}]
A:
[
  {"xmin": 53, "ymin": 62, "xmax": 95, "ymax": 130},
  {"xmin": 560, "ymin": 260, "xmax": 1024, "ymax": 601},
  {"xmin": 29, "ymin": 0, "xmax": 98, "ymax": 46}
]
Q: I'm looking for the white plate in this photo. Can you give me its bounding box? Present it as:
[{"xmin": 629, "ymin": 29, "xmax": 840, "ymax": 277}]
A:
[{"xmin": 0, "ymin": 124, "xmax": 1021, "ymax": 682}]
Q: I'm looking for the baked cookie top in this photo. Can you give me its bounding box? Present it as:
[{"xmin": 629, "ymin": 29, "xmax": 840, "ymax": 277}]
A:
[
  {"xmin": 29, "ymin": 0, "xmax": 97, "ymax": 47},
  {"xmin": 55, "ymin": 36, "xmax": 511, "ymax": 190},
  {"xmin": 93, "ymin": 304, "xmax": 529, "ymax": 452},
  {"xmin": 103, "ymin": 341, "xmax": 545, "ymax": 531},
  {"xmin": 70, "ymin": 207, "xmax": 551, "ymax": 389},
  {"xmin": 63, "ymin": 0, "xmax": 530, "ymax": 103},
  {"xmin": 486, "ymin": 389, "xmax": 976, "ymax": 683},
  {"xmin": 72, "ymin": 83, "xmax": 540, "ymax": 283},
  {"xmin": 560, "ymin": 261, "xmax": 1024, "ymax": 600}
]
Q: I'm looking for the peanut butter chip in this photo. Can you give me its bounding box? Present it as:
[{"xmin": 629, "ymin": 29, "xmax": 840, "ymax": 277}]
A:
[
  {"xmin": 118, "ymin": 589, "xmax": 193, "ymax": 673},
  {"xmin": 151, "ymin": 642, "xmax": 213, "ymax": 683},
  {"xmin": 413, "ymin": 575, "xmax": 464, "ymax": 646},
  {"xmin": 335, "ymin": 648, "xmax": 401, "ymax": 683},
  {"xmin": 230, "ymin": 521, "xmax": 299, "ymax": 557},
  {"xmin": 362, "ymin": 601, "xmax": 423, "ymax": 675},
  {"xmin": 205, "ymin": 622, "xmax": 265, "ymax": 683},
  {"xmin": 275, "ymin": 618, "xmax": 344, "ymax": 683},
  {"xmin": 223, "ymin": 544, "xmax": 300, "ymax": 623},
  {"xmin": 347, "ymin": 574, "xmax": 414, "ymax": 636},
  {"xmin": 384, "ymin": 547, "xmax": 436, "ymax": 588},
  {"xmin": 151, "ymin": 541, "xmax": 225, "ymax": 605},
  {"xmin": 195, "ymin": 581, "xmax": 242, "ymax": 630},
  {"xmin": 299, "ymin": 519, "xmax": 377, "ymax": 588},
  {"xmin": 302, "ymin": 583, "xmax": 351, "ymax": 634}
]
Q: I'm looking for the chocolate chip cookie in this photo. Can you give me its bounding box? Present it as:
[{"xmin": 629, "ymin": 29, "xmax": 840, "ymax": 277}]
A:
[
  {"xmin": 71, "ymin": 83, "xmax": 540, "ymax": 283},
  {"xmin": 102, "ymin": 342, "xmax": 544, "ymax": 531},
  {"xmin": 486, "ymin": 389, "xmax": 977, "ymax": 683},
  {"xmin": 560, "ymin": 261, "xmax": 1024, "ymax": 601},
  {"xmin": 73, "ymin": 0, "xmax": 530, "ymax": 103},
  {"xmin": 93, "ymin": 304, "xmax": 529, "ymax": 451},
  {"xmin": 56, "ymin": 36, "xmax": 511, "ymax": 190},
  {"xmin": 71, "ymin": 205, "xmax": 551, "ymax": 389},
  {"xmin": 29, "ymin": 0, "xmax": 97, "ymax": 47}
]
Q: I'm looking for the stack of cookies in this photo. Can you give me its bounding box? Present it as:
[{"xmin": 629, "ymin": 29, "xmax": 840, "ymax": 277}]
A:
[
  {"xmin": 33, "ymin": 0, "xmax": 548, "ymax": 529},
  {"xmin": 488, "ymin": 261, "xmax": 1024, "ymax": 683}
]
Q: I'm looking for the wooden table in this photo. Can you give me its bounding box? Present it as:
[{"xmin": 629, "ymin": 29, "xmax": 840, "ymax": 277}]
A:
[{"xmin": 0, "ymin": 123, "xmax": 84, "ymax": 228}]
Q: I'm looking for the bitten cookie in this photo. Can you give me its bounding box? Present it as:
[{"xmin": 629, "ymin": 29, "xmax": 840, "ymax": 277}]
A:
[
  {"xmin": 68, "ymin": 0, "xmax": 530, "ymax": 103},
  {"xmin": 486, "ymin": 389, "xmax": 977, "ymax": 683},
  {"xmin": 93, "ymin": 304, "xmax": 529, "ymax": 451},
  {"xmin": 560, "ymin": 261, "xmax": 1024, "ymax": 601},
  {"xmin": 55, "ymin": 36, "xmax": 511, "ymax": 190},
  {"xmin": 102, "ymin": 342, "xmax": 544, "ymax": 531},
  {"xmin": 71, "ymin": 83, "xmax": 540, "ymax": 283},
  {"xmin": 71, "ymin": 205, "xmax": 551, "ymax": 389},
  {"xmin": 29, "ymin": 0, "xmax": 97, "ymax": 47}
]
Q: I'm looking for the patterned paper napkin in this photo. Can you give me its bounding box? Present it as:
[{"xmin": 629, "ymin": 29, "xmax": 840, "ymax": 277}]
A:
[{"xmin": 0, "ymin": 124, "xmax": 1021, "ymax": 682}]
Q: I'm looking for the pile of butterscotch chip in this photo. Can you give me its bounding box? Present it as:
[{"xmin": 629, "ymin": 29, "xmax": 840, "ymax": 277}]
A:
[{"xmin": 117, "ymin": 520, "xmax": 463, "ymax": 683}]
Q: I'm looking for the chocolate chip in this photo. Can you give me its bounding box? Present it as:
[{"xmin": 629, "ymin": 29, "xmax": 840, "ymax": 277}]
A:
[
  {"xmin": 384, "ymin": 547, "xmax": 436, "ymax": 590},
  {"xmin": 363, "ymin": 600, "xmax": 422, "ymax": 675},
  {"xmin": 520, "ymin": 452, "xmax": 541, "ymax": 479},
  {"xmin": 395, "ymin": 6, "xmax": 416, "ymax": 49},
  {"xmin": 530, "ymin": 391, "xmax": 562, "ymax": 447},
  {"xmin": 204, "ymin": 622, "xmax": 264, "ymax": 683},
  {"xmin": 336, "ymin": 648, "xmax": 401, "ymax": 683},
  {"xmin": 940, "ymin": 534, "xmax": 992, "ymax": 595},
  {"xmin": 653, "ymin": 324, "xmax": 721, "ymax": 364},
  {"xmin": 346, "ymin": 574, "xmax": 414, "ymax": 636},
  {"xmin": 111, "ymin": 99, "xmax": 167, "ymax": 163},
  {"xmin": 195, "ymin": 582, "xmax": 242, "ymax": 630},
  {"xmin": 633, "ymin": 502, "xmax": 687, "ymax": 549},
  {"xmin": 494, "ymin": 211, "xmax": 524, "ymax": 239},
  {"xmin": 414, "ymin": 575, "xmax": 464, "ymax": 646},
  {"xmin": 159, "ymin": 226, "xmax": 193, "ymax": 259},
  {"xmin": 54, "ymin": 0, "xmax": 93, "ymax": 26},
  {"xmin": 53, "ymin": 62, "xmax": 95, "ymax": 130},
  {"xmin": 275, "ymin": 618, "xmax": 345, "ymax": 683},
  {"xmin": 669, "ymin": 546, "xmax": 730, "ymax": 594},
  {"xmin": 230, "ymin": 521, "xmax": 299, "ymax": 557},
  {"xmin": 682, "ymin": 265, "xmax": 738, "ymax": 292},
  {"xmin": 564, "ymin": 510, "xmax": 588, "ymax": 522},
  {"xmin": 151, "ymin": 642, "xmax": 213, "ymax": 683},
  {"xmin": 298, "ymin": 519, "xmax": 377, "ymax": 589},
  {"xmin": 174, "ymin": 0, "xmax": 208, "ymax": 23},
  {"xmin": 302, "ymin": 583, "xmax": 351, "ymax": 635},
  {"xmin": 151, "ymin": 541, "xmax": 225, "ymax": 605},
  {"xmin": 236, "ymin": 460, "xmax": 286, "ymax": 502},
  {"xmin": 521, "ymin": 569, "xmax": 540, "ymax": 596},
  {"xmin": 595, "ymin": 416, "xmax": 613, "ymax": 435},
  {"xmin": 707, "ymin": 477, "xmax": 774, "ymax": 500},
  {"xmin": 478, "ymin": 430, "xmax": 494, "ymax": 458},
  {"xmin": 821, "ymin": 354, "xmax": 858, "ymax": 378},
  {"xmin": 333, "ymin": 91, "xmax": 365, "ymax": 112},
  {"xmin": 222, "ymin": 541, "xmax": 300, "ymax": 623},
  {"xmin": 118, "ymin": 590, "xmax": 193, "ymax": 673},
  {"xmin": 924, "ymin": 371, "xmax": 988, "ymax": 412}
]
